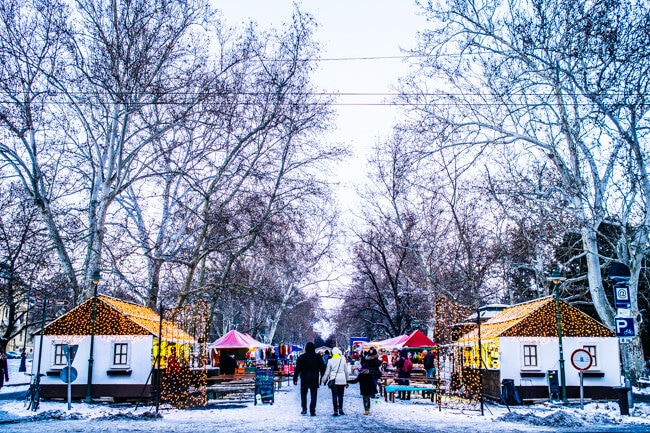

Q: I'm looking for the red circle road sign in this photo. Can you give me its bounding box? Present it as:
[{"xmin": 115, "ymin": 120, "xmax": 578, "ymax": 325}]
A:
[{"xmin": 570, "ymin": 349, "xmax": 593, "ymax": 371}]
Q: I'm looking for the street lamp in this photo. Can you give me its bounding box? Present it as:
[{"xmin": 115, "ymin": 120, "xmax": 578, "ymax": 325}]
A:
[
  {"xmin": 547, "ymin": 269, "xmax": 567, "ymax": 402},
  {"xmin": 85, "ymin": 269, "xmax": 101, "ymax": 403},
  {"xmin": 19, "ymin": 289, "xmax": 31, "ymax": 372}
]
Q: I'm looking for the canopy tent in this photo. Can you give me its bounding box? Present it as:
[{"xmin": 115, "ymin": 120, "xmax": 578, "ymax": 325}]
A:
[
  {"xmin": 400, "ymin": 329, "xmax": 436, "ymax": 348},
  {"xmin": 372, "ymin": 334, "xmax": 408, "ymax": 349},
  {"xmin": 208, "ymin": 329, "xmax": 272, "ymax": 350}
]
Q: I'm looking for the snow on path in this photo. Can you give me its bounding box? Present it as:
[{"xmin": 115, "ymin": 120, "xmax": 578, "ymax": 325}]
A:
[{"xmin": 2, "ymin": 359, "xmax": 650, "ymax": 432}]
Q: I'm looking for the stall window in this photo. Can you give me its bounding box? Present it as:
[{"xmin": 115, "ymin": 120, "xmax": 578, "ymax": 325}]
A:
[
  {"xmin": 53, "ymin": 344, "xmax": 67, "ymax": 366},
  {"xmin": 112, "ymin": 342, "xmax": 130, "ymax": 367},
  {"xmin": 583, "ymin": 345, "xmax": 598, "ymax": 368},
  {"xmin": 522, "ymin": 344, "xmax": 538, "ymax": 368}
]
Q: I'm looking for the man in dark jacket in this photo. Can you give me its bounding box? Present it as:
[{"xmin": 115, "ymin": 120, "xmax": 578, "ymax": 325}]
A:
[{"xmin": 293, "ymin": 342, "xmax": 326, "ymax": 416}]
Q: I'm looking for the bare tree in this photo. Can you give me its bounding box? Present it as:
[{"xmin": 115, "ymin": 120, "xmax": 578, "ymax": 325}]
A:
[
  {"xmin": 0, "ymin": 0, "xmax": 81, "ymax": 297},
  {"xmin": 405, "ymin": 0, "xmax": 650, "ymax": 375},
  {"xmin": 0, "ymin": 0, "xmax": 218, "ymax": 304}
]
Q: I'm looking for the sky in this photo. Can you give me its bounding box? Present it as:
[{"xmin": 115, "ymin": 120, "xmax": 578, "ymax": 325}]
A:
[
  {"xmin": 211, "ymin": 1, "xmax": 430, "ymax": 330},
  {"xmin": 215, "ymin": 0, "xmax": 428, "ymax": 211}
]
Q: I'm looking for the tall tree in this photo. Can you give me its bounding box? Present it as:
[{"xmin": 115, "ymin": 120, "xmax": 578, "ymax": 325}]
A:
[{"xmin": 407, "ymin": 0, "xmax": 650, "ymax": 376}]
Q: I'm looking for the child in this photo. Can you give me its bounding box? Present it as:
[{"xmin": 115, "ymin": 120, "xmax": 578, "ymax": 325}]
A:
[{"xmin": 348, "ymin": 367, "xmax": 378, "ymax": 415}]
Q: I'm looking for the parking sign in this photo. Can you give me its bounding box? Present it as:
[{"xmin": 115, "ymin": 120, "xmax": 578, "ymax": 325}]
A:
[{"xmin": 615, "ymin": 317, "xmax": 635, "ymax": 337}]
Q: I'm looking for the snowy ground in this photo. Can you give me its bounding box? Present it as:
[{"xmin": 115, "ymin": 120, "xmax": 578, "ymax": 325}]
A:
[{"xmin": 2, "ymin": 359, "xmax": 650, "ymax": 432}]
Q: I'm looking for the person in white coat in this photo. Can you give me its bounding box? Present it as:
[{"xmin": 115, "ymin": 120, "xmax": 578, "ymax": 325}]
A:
[{"xmin": 322, "ymin": 347, "xmax": 349, "ymax": 416}]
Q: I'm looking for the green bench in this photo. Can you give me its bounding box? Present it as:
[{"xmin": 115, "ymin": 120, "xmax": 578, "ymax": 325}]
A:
[{"xmin": 384, "ymin": 384, "xmax": 437, "ymax": 402}]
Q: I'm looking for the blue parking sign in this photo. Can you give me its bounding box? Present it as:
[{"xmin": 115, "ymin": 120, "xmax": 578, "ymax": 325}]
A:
[{"xmin": 615, "ymin": 317, "xmax": 635, "ymax": 337}]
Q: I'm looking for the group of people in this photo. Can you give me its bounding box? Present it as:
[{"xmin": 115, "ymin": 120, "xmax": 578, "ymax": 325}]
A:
[{"xmin": 292, "ymin": 344, "xmax": 384, "ymax": 416}]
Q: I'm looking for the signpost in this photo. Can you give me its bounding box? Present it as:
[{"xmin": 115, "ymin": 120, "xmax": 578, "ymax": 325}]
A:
[
  {"xmin": 614, "ymin": 282, "xmax": 631, "ymax": 309},
  {"xmin": 61, "ymin": 344, "xmax": 79, "ymax": 410},
  {"xmin": 615, "ymin": 317, "xmax": 635, "ymax": 338},
  {"xmin": 571, "ymin": 349, "xmax": 593, "ymax": 410}
]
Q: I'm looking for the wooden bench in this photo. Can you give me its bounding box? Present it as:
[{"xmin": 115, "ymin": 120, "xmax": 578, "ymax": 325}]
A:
[
  {"xmin": 384, "ymin": 384, "xmax": 437, "ymax": 402},
  {"xmin": 206, "ymin": 384, "xmax": 255, "ymax": 400}
]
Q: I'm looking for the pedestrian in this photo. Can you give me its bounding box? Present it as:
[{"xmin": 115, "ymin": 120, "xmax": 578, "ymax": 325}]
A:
[
  {"xmin": 423, "ymin": 349, "xmax": 436, "ymax": 383},
  {"xmin": 364, "ymin": 347, "xmax": 382, "ymax": 385},
  {"xmin": 220, "ymin": 351, "xmax": 238, "ymax": 375},
  {"xmin": 292, "ymin": 342, "xmax": 326, "ymax": 416},
  {"xmin": 0, "ymin": 347, "xmax": 9, "ymax": 392},
  {"xmin": 348, "ymin": 366, "xmax": 377, "ymax": 415},
  {"xmin": 393, "ymin": 349, "xmax": 412, "ymax": 400},
  {"xmin": 322, "ymin": 347, "xmax": 349, "ymax": 416}
]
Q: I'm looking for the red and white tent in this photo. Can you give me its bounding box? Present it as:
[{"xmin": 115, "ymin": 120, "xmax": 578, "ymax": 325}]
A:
[
  {"xmin": 400, "ymin": 329, "xmax": 435, "ymax": 348},
  {"xmin": 372, "ymin": 334, "xmax": 408, "ymax": 349},
  {"xmin": 208, "ymin": 329, "xmax": 272, "ymax": 349},
  {"xmin": 372, "ymin": 330, "xmax": 435, "ymax": 349}
]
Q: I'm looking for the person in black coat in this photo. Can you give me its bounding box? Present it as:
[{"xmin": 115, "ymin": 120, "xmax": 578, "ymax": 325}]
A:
[
  {"xmin": 293, "ymin": 342, "xmax": 326, "ymax": 416},
  {"xmin": 220, "ymin": 352, "xmax": 238, "ymax": 375},
  {"xmin": 363, "ymin": 347, "xmax": 382, "ymax": 384},
  {"xmin": 348, "ymin": 367, "xmax": 377, "ymax": 415},
  {"xmin": 0, "ymin": 348, "xmax": 9, "ymax": 391}
]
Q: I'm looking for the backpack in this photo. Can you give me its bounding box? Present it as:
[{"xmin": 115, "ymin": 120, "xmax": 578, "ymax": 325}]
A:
[{"xmin": 403, "ymin": 357, "xmax": 413, "ymax": 372}]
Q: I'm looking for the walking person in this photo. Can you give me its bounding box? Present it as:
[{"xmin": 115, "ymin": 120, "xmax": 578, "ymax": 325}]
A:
[
  {"xmin": 322, "ymin": 347, "xmax": 349, "ymax": 416},
  {"xmin": 348, "ymin": 365, "xmax": 377, "ymax": 415},
  {"xmin": 293, "ymin": 342, "xmax": 326, "ymax": 416},
  {"xmin": 364, "ymin": 347, "xmax": 382, "ymax": 385},
  {"xmin": 0, "ymin": 347, "xmax": 9, "ymax": 392}
]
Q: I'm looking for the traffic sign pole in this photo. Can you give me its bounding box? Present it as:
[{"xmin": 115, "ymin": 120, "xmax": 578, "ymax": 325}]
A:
[{"xmin": 570, "ymin": 349, "xmax": 593, "ymax": 410}]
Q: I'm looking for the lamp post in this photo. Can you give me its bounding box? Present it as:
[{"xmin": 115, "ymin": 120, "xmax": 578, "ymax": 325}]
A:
[
  {"xmin": 547, "ymin": 269, "xmax": 567, "ymax": 402},
  {"xmin": 19, "ymin": 289, "xmax": 30, "ymax": 372},
  {"xmin": 85, "ymin": 269, "xmax": 101, "ymax": 403}
]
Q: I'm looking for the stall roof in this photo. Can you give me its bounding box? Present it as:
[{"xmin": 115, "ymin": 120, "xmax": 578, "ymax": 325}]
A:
[
  {"xmin": 209, "ymin": 329, "xmax": 271, "ymax": 349},
  {"xmin": 372, "ymin": 334, "xmax": 408, "ymax": 349},
  {"xmin": 401, "ymin": 329, "xmax": 436, "ymax": 348},
  {"xmin": 41, "ymin": 295, "xmax": 195, "ymax": 343},
  {"xmin": 457, "ymin": 296, "xmax": 615, "ymax": 343}
]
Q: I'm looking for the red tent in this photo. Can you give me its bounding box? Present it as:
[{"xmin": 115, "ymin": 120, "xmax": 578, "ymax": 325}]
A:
[
  {"xmin": 208, "ymin": 329, "xmax": 271, "ymax": 349},
  {"xmin": 400, "ymin": 329, "xmax": 435, "ymax": 348}
]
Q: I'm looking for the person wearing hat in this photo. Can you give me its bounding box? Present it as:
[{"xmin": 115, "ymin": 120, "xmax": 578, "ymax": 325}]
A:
[
  {"xmin": 322, "ymin": 347, "xmax": 349, "ymax": 416},
  {"xmin": 293, "ymin": 342, "xmax": 326, "ymax": 416}
]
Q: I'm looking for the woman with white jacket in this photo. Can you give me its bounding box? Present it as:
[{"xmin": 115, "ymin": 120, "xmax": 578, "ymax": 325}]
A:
[{"xmin": 321, "ymin": 347, "xmax": 349, "ymax": 416}]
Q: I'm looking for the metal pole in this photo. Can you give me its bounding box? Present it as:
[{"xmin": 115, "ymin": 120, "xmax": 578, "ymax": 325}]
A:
[
  {"xmin": 555, "ymin": 283, "xmax": 568, "ymax": 402},
  {"xmin": 67, "ymin": 344, "xmax": 72, "ymax": 410},
  {"xmin": 579, "ymin": 371, "xmax": 584, "ymax": 410},
  {"xmin": 19, "ymin": 291, "xmax": 30, "ymax": 373},
  {"xmin": 477, "ymin": 305, "xmax": 484, "ymax": 416},
  {"xmin": 32, "ymin": 294, "xmax": 47, "ymax": 411},
  {"xmin": 155, "ymin": 305, "xmax": 163, "ymax": 415},
  {"xmin": 85, "ymin": 281, "xmax": 99, "ymax": 403}
]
